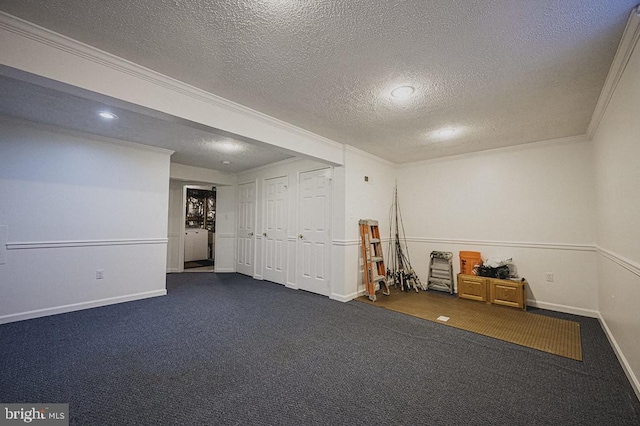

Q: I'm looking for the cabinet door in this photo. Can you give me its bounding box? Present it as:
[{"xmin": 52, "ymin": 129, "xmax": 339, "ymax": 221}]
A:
[
  {"xmin": 489, "ymin": 279, "xmax": 525, "ymax": 309},
  {"xmin": 457, "ymin": 275, "xmax": 487, "ymax": 301}
]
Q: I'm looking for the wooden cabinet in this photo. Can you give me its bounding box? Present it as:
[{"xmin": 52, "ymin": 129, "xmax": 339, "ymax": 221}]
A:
[
  {"xmin": 489, "ymin": 279, "xmax": 525, "ymax": 310},
  {"xmin": 457, "ymin": 274, "xmax": 526, "ymax": 310},
  {"xmin": 457, "ymin": 274, "xmax": 487, "ymax": 302}
]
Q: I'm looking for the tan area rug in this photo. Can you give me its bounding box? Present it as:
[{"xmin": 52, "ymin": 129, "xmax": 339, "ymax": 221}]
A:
[{"xmin": 356, "ymin": 288, "xmax": 582, "ymax": 361}]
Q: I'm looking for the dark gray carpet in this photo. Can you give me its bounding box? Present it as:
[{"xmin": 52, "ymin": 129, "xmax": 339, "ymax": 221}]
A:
[
  {"xmin": 1, "ymin": 273, "xmax": 639, "ymax": 425},
  {"xmin": 184, "ymin": 259, "xmax": 214, "ymax": 269}
]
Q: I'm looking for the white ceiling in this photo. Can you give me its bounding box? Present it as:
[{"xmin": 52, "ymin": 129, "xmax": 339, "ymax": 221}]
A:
[
  {"xmin": 0, "ymin": 71, "xmax": 294, "ymax": 173},
  {"xmin": 0, "ymin": 1, "xmax": 637, "ymax": 163}
]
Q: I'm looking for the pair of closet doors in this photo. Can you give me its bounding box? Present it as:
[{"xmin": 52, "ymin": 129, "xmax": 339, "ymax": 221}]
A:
[{"xmin": 236, "ymin": 168, "xmax": 331, "ymax": 296}]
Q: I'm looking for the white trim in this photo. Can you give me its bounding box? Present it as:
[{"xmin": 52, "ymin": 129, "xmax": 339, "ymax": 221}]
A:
[
  {"xmin": 344, "ymin": 145, "xmax": 397, "ymax": 168},
  {"xmin": 404, "ymin": 237, "xmax": 595, "ymax": 252},
  {"xmin": 332, "ymin": 239, "xmax": 360, "ymax": 247},
  {"xmin": 329, "ymin": 292, "xmax": 358, "ymax": 303},
  {"xmin": 587, "ymin": 6, "xmax": 640, "ymax": 139},
  {"xmin": 0, "ymin": 115, "xmax": 175, "ymax": 156},
  {"xmin": 596, "ymin": 246, "xmax": 640, "ymax": 278},
  {"xmin": 525, "ymin": 299, "xmax": 599, "ymax": 318},
  {"xmin": 214, "ymin": 267, "xmax": 235, "ymax": 273},
  {"xmin": 597, "ymin": 312, "xmax": 640, "ymax": 401},
  {"xmin": 7, "ymin": 238, "xmax": 168, "ymax": 250},
  {"xmin": 401, "ymin": 134, "xmax": 590, "ymax": 167},
  {"xmin": 0, "ymin": 290, "xmax": 166, "ymax": 325},
  {"xmin": 0, "ymin": 11, "xmax": 344, "ymax": 166}
]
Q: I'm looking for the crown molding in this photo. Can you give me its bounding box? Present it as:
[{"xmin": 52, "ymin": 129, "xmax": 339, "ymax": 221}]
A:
[
  {"xmin": 0, "ymin": 11, "xmax": 345, "ymax": 165},
  {"xmin": 587, "ymin": 6, "xmax": 640, "ymax": 139},
  {"xmin": 400, "ymin": 134, "xmax": 590, "ymax": 168},
  {"xmin": 344, "ymin": 145, "xmax": 398, "ymax": 168}
]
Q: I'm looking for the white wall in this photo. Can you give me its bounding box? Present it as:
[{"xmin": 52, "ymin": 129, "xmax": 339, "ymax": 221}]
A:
[
  {"xmin": 166, "ymin": 179, "xmax": 184, "ymax": 273},
  {"xmin": 592, "ymin": 34, "xmax": 640, "ymax": 397},
  {"xmin": 214, "ymin": 185, "xmax": 236, "ymax": 273},
  {"xmin": 0, "ymin": 119, "xmax": 171, "ymax": 323},
  {"xmin": 396, "ymin": 138, "xmax": 598, "ymax": 316},
  {"xmin": 342, "ymin": 147, "xmax": 398, "ymax": 299}
]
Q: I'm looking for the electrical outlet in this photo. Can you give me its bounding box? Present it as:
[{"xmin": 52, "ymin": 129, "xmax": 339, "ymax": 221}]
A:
[
  {"xmin": 545, "ymin": 272, "xmax": 554, "ymax": 282},
  {"xmin": 96, "ymin": 269, "xmax": 104, "ymax": 280}
]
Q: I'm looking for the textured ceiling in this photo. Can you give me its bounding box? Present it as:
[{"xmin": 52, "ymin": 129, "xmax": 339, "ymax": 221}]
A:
[
  {"xmin": 0, "ymin": 73, "xmax": 293, "ymax": 173},
  {"xmin": 0, "ymin": 0, "xmax": 637, "ymax": 163}
]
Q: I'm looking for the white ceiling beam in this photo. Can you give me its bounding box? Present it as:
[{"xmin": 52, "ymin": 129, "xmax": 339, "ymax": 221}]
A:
[{"xmin": 0, "ymin": 12, "xmax": 345, "ymax": 166}]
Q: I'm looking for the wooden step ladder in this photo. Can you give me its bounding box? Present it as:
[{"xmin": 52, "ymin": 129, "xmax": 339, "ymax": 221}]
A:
[{"xmin": 359, "ymin": 219, "xmax": 389, "ymax": 301}]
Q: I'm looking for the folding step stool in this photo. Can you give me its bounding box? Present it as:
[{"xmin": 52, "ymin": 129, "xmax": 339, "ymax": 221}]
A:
[{"xmin": 426, "ymin": 251, "xmax": 454, "ymax": 294}]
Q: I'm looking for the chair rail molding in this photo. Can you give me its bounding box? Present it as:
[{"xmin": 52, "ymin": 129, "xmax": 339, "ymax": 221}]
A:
[{"xmin": 7, "ymin": 238, "xmax": 168, "ymax": 250}]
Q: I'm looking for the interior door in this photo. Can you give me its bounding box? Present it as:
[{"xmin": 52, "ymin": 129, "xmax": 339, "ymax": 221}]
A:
[
  {"xmin": 297, "ymin": 168, "xmax": 331, "ymax": 296},
  {"xmin": 236, "ymin": 181, "xmax": 256, "ymax": 277},
  {"xmin": 263, "ymin": 176, "xmax": 288, "ymax": 285}
]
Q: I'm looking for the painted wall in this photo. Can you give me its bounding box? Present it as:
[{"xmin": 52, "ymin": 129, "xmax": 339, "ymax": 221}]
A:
[
  {"xmin": 166, "ymin": 179, "xmax": 184, "ymax": 273},
  {"xmin": 396, "ymin": 139, "xmax": 598, "ymax": 316},
  {"xmin": 214, "ymin": 185, "xmax": 237, "ymax": 273},
  {"xmin": 0, "ymin": 119, "xmax": 171, "ymax": 323},
  {"xmin": 592, "ymin": 35, "xmax": 640, "ymax": 396},
  {"xmin": 342, "ymin": 147, "xmax": 398, "ymax": 299}
]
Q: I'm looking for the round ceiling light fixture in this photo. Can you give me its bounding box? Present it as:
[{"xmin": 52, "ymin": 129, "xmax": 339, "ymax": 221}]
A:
[
  {"xmin": 437, "ymin": 128, "xmax": 457, "ymax": 138},
  {"xmin": 98, "ymin": 111, "xmax": 118, "ymax": 120},
  {"xmin": 390, "ymin": 85, "xmax": 415, "ymax": 99}
]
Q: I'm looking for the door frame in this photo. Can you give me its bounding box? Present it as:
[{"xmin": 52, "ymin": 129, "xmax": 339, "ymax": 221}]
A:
[{"xmin": 179, "ymin": 184, "xmax": 216, "ymax": 273}]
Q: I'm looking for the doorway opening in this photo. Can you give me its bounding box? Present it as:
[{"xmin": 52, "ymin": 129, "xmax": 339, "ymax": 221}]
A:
[{"xmin": 184, "ymin": 187, "xmax": 216, "ymax": 272}]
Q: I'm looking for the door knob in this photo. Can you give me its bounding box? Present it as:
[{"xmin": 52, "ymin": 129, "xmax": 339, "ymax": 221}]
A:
[
  {"xmin": 248, "ymin": 232, "xmax": 254, "ymax": 237},
  {"xmin": 263, "ymin": 232, "xmax": 267, "ymax": 237},
  {"xmin": 298, "ymin": 234, "xmax": 304, "ymax": 239}
]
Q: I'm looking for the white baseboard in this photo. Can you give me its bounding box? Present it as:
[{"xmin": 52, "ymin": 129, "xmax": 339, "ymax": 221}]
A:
[
  {"xmin": 598, "ymin": 313, "xmax": 640, "ymax": 401},
  {"xmin": 0, "ymin": 290, "xmax": 167, "ymax": 324},
  {"xmin": 214, "ymin": 267, "xmax": 235, "ymax": 273},
  {"xmin": 166, "ymin": 268, "xmax": 180, "ymax": 273},
  {"xmin": 526, "ymin": 299, "xmax": 599, "ymax": 318},
  {"xmin": 330, "ymin": 289, "xmax": 366, "ymax": 303}
]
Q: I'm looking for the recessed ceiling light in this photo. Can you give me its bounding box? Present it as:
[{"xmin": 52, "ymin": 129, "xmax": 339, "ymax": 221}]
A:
[
  {"xmin": 98, "ymin": 111, "xmax": 118, "ymax": 120},
  {"xmin": 390, "ymin": 86, "xmax": 415, "ymax": 99},
  {"xmin": 221, "ymin": 160, "xmax": 231, "ymax": 165},
  {"xmin": 438, "ymin": 128, "xmax": 457, "ymax": 137}
]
